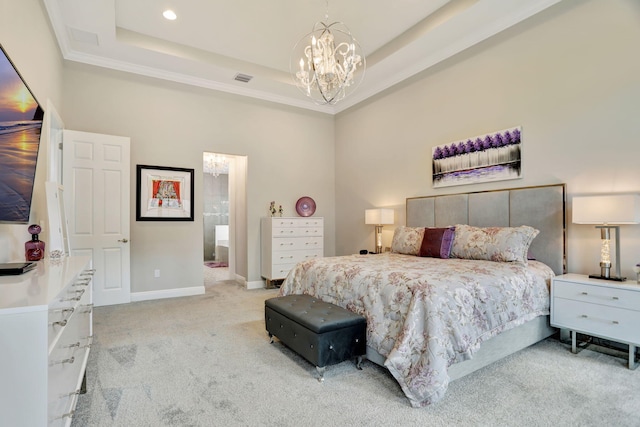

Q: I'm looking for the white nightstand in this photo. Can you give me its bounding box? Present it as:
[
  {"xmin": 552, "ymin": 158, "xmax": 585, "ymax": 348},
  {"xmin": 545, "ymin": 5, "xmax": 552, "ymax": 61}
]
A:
[{"xmin": 551, "ymin": 274, "xmax": 640, "ymax": 369}]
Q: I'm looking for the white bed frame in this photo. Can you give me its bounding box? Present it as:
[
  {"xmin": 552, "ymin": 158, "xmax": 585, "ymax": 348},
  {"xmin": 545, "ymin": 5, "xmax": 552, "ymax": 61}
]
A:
[{"xmin": 366, "ymin": 184, "xmax": 567, "ymax": 380}]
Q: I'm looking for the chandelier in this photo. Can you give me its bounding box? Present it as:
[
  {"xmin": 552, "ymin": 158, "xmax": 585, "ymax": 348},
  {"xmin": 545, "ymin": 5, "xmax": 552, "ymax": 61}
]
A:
[
  {"xmin": 203, "ymin": 153, "xmax": 229, "ymax": 178},
  {"xmin": 290, "ymin": 4, "xmax": 365, "ymax": 105}
]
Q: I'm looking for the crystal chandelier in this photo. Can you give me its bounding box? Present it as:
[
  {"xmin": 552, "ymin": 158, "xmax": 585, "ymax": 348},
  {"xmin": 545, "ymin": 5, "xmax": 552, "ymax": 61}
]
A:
[
  {"xmin": 203, "ymin": 153, "xmax": 229, "ymax": 178},
  {"xmin": 290, "ymin": 3, "xmax": 365, "ymax": 105}
]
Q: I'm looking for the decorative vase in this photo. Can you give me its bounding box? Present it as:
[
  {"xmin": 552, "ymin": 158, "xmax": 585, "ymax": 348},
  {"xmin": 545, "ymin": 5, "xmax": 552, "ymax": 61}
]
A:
[{"xmin": 25, "ymin": 224, "xmax": 45, "ymax": 261}]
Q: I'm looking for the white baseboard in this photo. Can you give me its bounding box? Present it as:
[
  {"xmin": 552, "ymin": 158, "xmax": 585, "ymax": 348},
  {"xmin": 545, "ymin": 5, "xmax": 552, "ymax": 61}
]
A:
[
  {"xmin": 247, "ymin": 279, "xmax": 265, "ymax": 290},
  {"xmin": 234, "ymin": 274, "xmax": 265, "ymax": 290},
  {"xmin": 131, "ymin": 286, "xmax": 205, "ymax": 302}
]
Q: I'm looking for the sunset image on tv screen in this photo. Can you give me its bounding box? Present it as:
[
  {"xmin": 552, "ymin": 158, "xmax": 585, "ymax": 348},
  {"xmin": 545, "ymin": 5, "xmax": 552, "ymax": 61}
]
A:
[{"xmin": 0, "ymin": 46, "xmax": 43, "ymax": 223}]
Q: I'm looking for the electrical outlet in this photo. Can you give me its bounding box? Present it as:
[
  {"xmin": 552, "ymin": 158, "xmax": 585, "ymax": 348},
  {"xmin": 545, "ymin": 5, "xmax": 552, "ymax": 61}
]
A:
[{"xmin": 154, "ymin": 269, "xmax": 160, "ymax": 278}]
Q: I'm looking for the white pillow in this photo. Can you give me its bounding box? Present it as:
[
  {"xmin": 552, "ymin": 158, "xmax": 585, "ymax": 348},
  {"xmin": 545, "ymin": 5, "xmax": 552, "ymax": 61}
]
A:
[
  {"xmin": 391, "ymin": 226, "xmax": 425, "ymax": 256},
  {"xmin": 450, "ymin": 224, "xmax": 539, "ymax": 264}
]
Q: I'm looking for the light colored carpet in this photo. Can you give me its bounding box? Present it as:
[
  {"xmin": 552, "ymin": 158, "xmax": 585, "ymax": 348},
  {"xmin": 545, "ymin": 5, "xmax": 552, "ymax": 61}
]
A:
[
  {"xmin": 71, "ymin": 279, "xmax": 640, "ymax": 426},
  {"xmin": 203, "ymin": 263, "xmax": 229, "ymax": 284}
]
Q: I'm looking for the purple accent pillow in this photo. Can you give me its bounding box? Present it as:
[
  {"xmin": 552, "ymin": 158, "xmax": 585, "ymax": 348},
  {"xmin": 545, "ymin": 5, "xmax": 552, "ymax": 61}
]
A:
[{"xmin": 419, "ymin": 227, "xmax": 456, "ymax": 259}]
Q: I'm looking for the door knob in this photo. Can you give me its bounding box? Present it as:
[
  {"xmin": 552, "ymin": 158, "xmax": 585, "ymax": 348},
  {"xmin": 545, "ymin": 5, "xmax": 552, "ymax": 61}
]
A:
[{"xmin": 118, "ymin": 238, "xmax": 129, "ymax": 243}]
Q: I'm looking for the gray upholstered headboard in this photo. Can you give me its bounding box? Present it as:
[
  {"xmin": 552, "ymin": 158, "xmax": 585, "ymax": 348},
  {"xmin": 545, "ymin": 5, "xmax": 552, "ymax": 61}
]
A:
[{"xmin": 406, "ymin": 184, "xmax": 566, "ymax": 275}]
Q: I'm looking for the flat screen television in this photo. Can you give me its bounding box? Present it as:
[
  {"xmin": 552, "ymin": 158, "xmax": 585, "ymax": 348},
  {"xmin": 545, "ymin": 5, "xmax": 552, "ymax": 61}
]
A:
[{"xmin": 0, "ymin": 44, "xmax": 44, "ymax": 223}]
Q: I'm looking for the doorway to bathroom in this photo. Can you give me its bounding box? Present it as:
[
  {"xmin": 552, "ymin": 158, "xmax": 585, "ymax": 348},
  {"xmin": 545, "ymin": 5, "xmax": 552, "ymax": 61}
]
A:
[
  {"xmin": 202, "ymin": 151, "xmax": 248, "ymax": 287},
  {"xmin": 203, "ymin": 152, "xmax": 231, "ymax": 284}
]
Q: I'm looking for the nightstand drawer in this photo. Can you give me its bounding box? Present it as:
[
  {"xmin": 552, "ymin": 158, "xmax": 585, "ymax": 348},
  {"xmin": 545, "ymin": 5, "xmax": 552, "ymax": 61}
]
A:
[
  {"xmin": 553, "ymin": 280, "xmax": 640, "ymax": 311},
  {"xmin": 553, "ymin": 298, "xmax": 640, "ymax": 344}
]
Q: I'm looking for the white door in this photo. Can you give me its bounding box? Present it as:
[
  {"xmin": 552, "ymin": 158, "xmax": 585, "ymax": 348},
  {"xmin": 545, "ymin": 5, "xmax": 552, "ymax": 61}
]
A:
[{"xmin": 63, "ymin": 130, "xmax": 131, "ymax": 306}]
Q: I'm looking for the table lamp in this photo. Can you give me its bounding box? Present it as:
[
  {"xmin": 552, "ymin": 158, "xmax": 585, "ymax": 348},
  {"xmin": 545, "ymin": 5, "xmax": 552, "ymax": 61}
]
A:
[
  {"xmin": 365, "ymin": 208, "xmax": 394, "ymax": 254},
  {"xmin": 572, "ymin": 194, "xmax": 640, "ymax": 281}
]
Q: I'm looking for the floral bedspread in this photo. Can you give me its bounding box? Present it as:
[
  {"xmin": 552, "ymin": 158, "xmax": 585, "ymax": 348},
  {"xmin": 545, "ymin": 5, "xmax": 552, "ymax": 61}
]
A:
[{"xmin": 279, "ymin": 253, "xmax": 554, "ymax": 407}]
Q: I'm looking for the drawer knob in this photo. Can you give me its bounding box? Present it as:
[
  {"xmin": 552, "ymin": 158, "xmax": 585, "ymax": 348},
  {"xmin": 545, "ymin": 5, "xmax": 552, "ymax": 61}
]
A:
[
  {"xmin": 73, "ymin": 279, "xmax": 90, "ymax": 287},
  {"xmin": 581, "ymin": 292, "xmax": 588, "ymax": 295},
  {"xmin": 612, "ymin": 296, "xmax": 619, "ymax": 300},
  {"xmin": 51, "ymin": 410, "xmax": 75, "ymax": 422},
  {"xmin": 50, "ymin": 356, "xmax": 75, "ymax": 366},
  {"xmin": 50, "ymin": 319, "xmax": 67, "ymax": 327},
  {"xmin": 60, "ymin": 389, "xmax": 81, "ymax": 399},
  {"xmin": 613, "ymin": 320, "xmax": 620, "ymax": 325},
  {"xmin": 83, "ymin": 335, "xmax": 94, "ymax": 348},
  {"xmin": 580, "ymin": 315, "xmax": 588, "ymax": 318},
  {"xmin": 81, "ymin": 303, "xmax": 94, "ymax": 313}
]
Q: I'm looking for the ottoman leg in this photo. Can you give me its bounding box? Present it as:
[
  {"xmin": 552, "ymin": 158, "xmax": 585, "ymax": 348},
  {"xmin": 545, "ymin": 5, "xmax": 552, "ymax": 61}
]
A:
[
  {"xmin": 316, "ymin": 366, "xmax": 326, "ymax": 382},
  {"xmin": 268, "ymin": 332, "xmax": 274, "ymax": 344},
  {"xmin": 356, "ymin": 356, "xmax": 363, "ymax": 370}
]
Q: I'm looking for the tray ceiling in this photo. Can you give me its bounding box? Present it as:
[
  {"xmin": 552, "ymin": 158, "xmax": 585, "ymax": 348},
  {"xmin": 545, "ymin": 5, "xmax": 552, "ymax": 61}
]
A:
[{"xmin": 43, "ymin": 0, "xmax": 561, "ymax": 114}]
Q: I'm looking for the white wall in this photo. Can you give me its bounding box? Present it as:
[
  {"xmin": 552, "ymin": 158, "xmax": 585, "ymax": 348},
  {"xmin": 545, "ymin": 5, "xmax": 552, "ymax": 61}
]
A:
[
  {"xmin": 62, "ymin": 64, "xmax": 335, "ymax": 292},
  {"xmin": 0, "ymin": 0, "xmax": 64, "ymax": 262},
  {"xmin": 335, "ymin": 0, "xmax": 640, "ymax": 279}
]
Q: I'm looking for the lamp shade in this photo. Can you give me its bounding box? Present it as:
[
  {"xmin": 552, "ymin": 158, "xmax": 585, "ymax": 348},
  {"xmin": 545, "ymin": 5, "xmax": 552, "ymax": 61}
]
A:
[
  {"xmin": 573, "ymin": 194, "xmax": 640, "ymax": 224},
  {"xmin": 365, "ymin": 208, "xmax": 394, "ymax": 225}
]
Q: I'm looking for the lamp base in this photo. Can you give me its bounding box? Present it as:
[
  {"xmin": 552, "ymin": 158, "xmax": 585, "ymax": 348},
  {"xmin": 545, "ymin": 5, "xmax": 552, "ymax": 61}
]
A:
[{"xmin": 588, "ymin": 274, "xmax": 626, "ymax": 282}]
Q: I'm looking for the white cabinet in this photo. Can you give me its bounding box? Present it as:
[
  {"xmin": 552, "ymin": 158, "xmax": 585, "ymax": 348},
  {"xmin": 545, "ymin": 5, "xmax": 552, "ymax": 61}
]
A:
[
  {"xmin": 0, "ymin": 256, "xmax": 94, "ymax": 426},
  {"xmin": 551, "ymin": 273, "xmax": 640, "ymax": 369},
  {"xmin": 261, "ymin": 217, "xmax": 323, "ymax": 286}
]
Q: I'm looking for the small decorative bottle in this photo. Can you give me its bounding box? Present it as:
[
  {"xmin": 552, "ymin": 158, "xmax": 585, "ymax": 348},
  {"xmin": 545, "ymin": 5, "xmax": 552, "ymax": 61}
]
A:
[{"xmin": 25, "ymin": 224, "xmax": 45, "ymax": 261}]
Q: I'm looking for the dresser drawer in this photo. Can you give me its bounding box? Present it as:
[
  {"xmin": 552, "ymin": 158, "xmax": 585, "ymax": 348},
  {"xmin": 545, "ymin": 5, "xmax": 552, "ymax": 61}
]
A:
[
  {"xmin": 553, "ymin": 280, "xmax": 640, "ymax": 311},
  {"xmin": 271, "ymin": 218, "xmax": 323, "ymax": 228},
  {"xmin": 553, "ymin": 298, "xmax": 640, "ymax": 344},
  {"xmin": 271, "ymin": 236, "xmax": 323, "ymax": 251},
  {"xmin": 270, "ymin": 263, "xmax": 298, "ymax": 279},
  {"xmin": 48, "ymin": 285, "xmax": 89, "ymax": 352},
  {"xmin": 272, "ymin": 249, "xmax": 323, "ymax": 265},
  {"xmin": 272, "ymin": 227, "xmax": 323, "ymax": 238}
]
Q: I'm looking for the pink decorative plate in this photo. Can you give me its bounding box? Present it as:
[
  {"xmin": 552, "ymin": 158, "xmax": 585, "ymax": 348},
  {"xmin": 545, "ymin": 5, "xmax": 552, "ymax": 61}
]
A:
[{"xmin": 295, "ymin": 197, "xmax": 316, "ymax": 217}]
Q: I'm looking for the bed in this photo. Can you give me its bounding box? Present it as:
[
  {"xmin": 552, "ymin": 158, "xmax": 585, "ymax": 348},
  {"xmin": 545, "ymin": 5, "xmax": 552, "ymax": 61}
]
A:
[{"xmin": 279, "ymin": 184, "xmax": 566, "ymax": 407}]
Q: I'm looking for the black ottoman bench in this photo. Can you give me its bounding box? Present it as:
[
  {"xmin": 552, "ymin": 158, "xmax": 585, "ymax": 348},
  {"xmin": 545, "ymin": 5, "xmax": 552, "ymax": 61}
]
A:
[{"xmin": 265, "ymin": 294, "xmax": 366, "ymax": 381}]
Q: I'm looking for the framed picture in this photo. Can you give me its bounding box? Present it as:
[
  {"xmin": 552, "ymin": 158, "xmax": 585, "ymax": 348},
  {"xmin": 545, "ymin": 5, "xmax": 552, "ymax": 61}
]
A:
[
  {"xmin": 136, "ymin": 165, "xmax": 194, "ymax": 221},
  {"xmin": 431, "ymin": 126, "xmax": 522, "ymax": 188}
]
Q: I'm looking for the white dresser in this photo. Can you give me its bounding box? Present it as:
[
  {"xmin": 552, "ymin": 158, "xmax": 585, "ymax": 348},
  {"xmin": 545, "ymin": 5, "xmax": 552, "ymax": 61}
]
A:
[
  {"xmin": 261, "ymin": 217, "xmax": 323, "ymax": 287},
  {"xmin": 551, "ymin": 273, "xmax": 640, "ymax": 369},
  {"xmin": 0, "ymin": 256, "xmax": 94, "ymax": 426}
]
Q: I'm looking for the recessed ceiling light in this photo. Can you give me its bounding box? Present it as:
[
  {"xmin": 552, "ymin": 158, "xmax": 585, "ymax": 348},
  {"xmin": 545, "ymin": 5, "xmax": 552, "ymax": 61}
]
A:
[{"xmin": 163, "ymin": 10, "xmax": 177, "ymax": 20}]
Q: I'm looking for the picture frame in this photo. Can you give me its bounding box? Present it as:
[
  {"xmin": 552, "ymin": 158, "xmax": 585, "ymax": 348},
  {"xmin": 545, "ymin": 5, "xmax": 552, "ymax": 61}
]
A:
[
  {"xmin": 136, "ymin": 165, "xmax": 194, "ymax": 221},
  {"xmin": 431, "ymin": 126, "xmax": 522, "ymax": 188}
]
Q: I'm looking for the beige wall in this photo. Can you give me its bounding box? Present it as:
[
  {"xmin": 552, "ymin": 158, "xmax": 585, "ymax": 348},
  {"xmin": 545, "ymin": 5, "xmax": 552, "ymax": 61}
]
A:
[
  {"xmin": 61, "ymin": 64, "xmax": 335, "ymax": 292},
  {"xmin": 335, "ymin": 0, "xmax": 640, "ymax": 279},
  {"xmin": 0, "ymin": 0, "xmax": 64, "ymax": 262},
  {"xmin": 3, "ymin": 0, "xmax": 639, "ymax": 289}
]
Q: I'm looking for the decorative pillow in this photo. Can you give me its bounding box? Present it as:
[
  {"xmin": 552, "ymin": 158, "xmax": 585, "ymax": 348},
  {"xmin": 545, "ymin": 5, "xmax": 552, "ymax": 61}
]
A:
[
  {"xmin": 391, "ymin": 226, "xmax": 425, "ymax": 256},
  {"xmin": 450, "ymin": 224, "xmax": 539, "ymax": 264},
  {"xmin": 419, "ymin": 227, "xmax": 456, "ymax": 259}
]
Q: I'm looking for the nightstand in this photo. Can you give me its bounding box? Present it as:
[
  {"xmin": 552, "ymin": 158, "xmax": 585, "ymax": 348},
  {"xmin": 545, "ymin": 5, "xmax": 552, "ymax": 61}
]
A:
[{"xmin": 551, "ymin": 274, "xmax": 640, "ymax": 369}]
